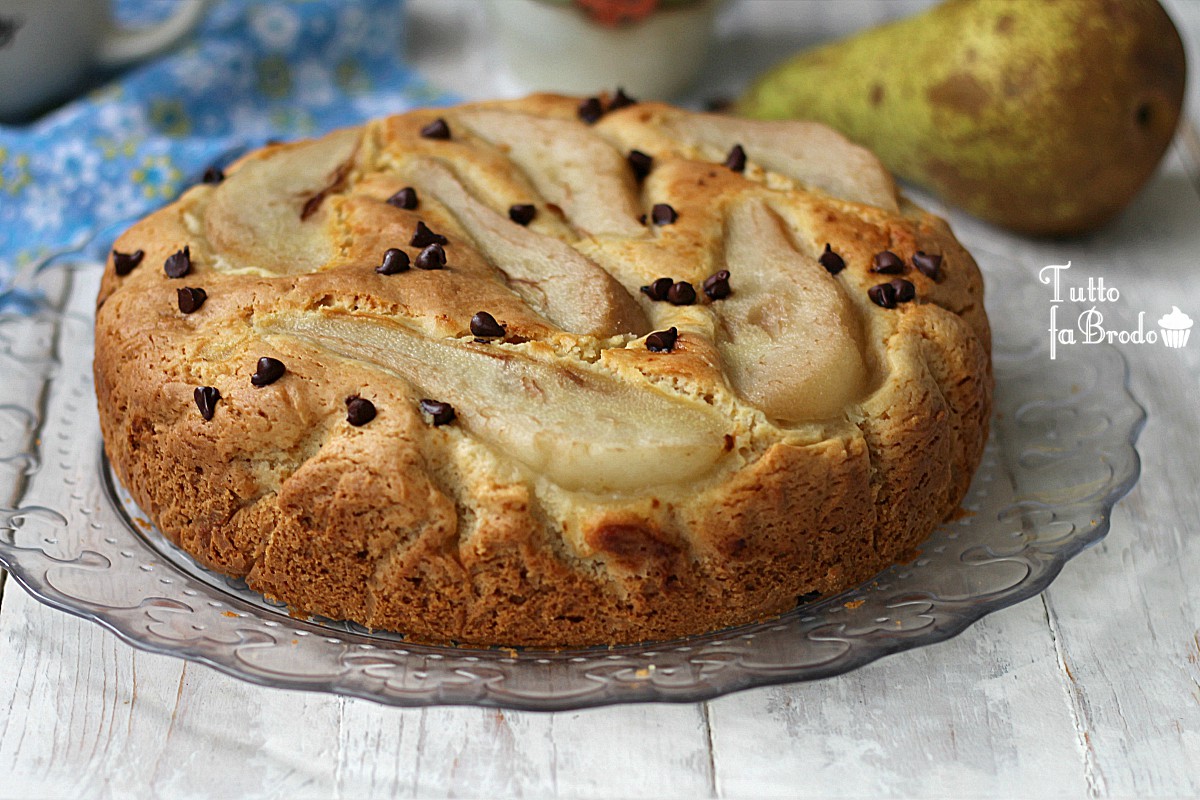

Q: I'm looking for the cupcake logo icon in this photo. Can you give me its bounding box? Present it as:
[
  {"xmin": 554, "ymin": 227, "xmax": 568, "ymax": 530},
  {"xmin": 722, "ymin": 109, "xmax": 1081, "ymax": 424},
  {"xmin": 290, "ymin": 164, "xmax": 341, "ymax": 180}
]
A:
[{"xmin": 1158, "ymin": 306, "xmax": 1193, "ymax": 349}]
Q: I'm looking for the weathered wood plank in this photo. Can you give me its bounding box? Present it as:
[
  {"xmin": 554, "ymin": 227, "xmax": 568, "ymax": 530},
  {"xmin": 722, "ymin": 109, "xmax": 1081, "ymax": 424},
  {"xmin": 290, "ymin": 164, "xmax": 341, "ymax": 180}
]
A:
[
  {"xmin": 0, "ymin": 585, "xmax": 359, "ymax": 799},
  {"xmin": 1, "ymin": 584, "xmax": 718, "ymax": 800},
  {"xmin": 330, "ymin": 701, "xmax": 715, "ymax": 798},
  {"xmin": 707, "ymin": 602, "xmax": 1091, "ymax": 797},
  {"xmin": 1029, "ymin": 139, "xmax": 1200, "ymax": 798}
]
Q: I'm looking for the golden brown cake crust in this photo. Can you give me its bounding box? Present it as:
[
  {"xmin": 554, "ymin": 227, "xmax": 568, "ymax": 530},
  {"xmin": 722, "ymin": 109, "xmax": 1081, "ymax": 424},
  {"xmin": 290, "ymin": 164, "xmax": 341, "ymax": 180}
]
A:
[{"xmin": 94, "ymin": 94, "xmax": 992, "ymax": 647}]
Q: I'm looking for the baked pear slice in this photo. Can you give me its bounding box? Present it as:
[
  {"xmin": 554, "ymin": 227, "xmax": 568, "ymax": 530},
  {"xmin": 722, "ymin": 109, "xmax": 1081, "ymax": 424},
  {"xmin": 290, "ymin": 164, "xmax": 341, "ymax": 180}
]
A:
[
  {"xmin": 658, "ymin": 111, "xmax": 899, "ymax": 211},
  {"xmin": 205, "ymin": 129, "xmax": 362, "ymax": 274},
  {"xmin": 259, "ymin": 310, "xmax": 731, "ymax": 493},
  {"xmin": 716, "ymin": 199, "xmax": 868, "ymax": 422},
  {"xmin": 403, "ymin": 157, "xmax": 649, "ymax": 338},
  {"xmin": 455, "ymin": 109, "xmax": 647, "ymax": 238}
]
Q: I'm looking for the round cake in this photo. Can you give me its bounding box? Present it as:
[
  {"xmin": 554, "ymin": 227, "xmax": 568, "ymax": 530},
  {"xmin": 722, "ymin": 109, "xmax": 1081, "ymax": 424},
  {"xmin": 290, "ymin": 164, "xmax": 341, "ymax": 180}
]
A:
[{"xmin": 94, "ymin": 93, "xmax": 992, "ymax": 647}]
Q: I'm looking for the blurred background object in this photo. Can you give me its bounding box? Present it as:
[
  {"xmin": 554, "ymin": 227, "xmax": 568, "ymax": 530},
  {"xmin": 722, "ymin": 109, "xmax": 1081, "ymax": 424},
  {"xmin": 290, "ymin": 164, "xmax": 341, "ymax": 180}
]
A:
[
  {"xmin": 484, "ymin": 0, "xmax": 720, "ymax": 99},
  {"xmin": 0, "ymin": 0, "xmax": 211, "ymax": 123}
]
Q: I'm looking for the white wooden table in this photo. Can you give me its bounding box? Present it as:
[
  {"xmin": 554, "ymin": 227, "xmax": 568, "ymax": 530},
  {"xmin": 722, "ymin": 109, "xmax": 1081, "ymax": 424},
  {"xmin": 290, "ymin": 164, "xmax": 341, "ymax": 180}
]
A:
[{"xmin": 2, "ymin": 2, "xmax": 1199, "ymax": 796}]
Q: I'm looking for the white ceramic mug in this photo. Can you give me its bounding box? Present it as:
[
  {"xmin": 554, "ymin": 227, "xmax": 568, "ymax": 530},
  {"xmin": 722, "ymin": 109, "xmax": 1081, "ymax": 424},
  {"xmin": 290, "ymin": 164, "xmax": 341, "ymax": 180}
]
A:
[{"xmin": 0, "ymin": 0, "xmax": 210, "ymax": 122}]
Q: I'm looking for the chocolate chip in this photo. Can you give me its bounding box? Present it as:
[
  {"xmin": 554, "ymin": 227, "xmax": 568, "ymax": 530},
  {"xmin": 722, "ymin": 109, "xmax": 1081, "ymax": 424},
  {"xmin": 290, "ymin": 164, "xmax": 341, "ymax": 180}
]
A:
[
  {"xmin": 164, "ymin": 246, "xmax": 191, "ymax": 278},
  {"xmin": 667, "ymin": 281, "xmax": 696, "ymax": 305},
  {"xmin": 627, "ymin": 150, "xmax": 653, "ymax": 182},
  {"xmin": 651, "ymin": 203, "xmax": 677, "ymax": 225},
  {"xmin": 251, "ymin": 357, "xmax": 285, "ymax": 387},
  {"xmin": 420, "ymin": 118, "xmax": 451, "ymax": 139},
  {"xmin": 508, "ymin": 204, "xmax": 536, "ymax": 226},
  {"xmin": 608, "ymin": 87, "xmax": 637, "ymax": 111},
  {"xmin": 410, "ymin": 220, "xmax": 448, "ymax": 248},
  {"xmin": 797, "ymin": 590, "xmax": 821, "ymax": 604},
  {"xmin": 376, "ymin": 247, "xmax": 410, "ymax": 275},
  {"xmin": 868, "ymin": 282, "xmax": 898, "ymax": 308},
  {"xmin": 345, "ymin": 395, "xmax": 376, "ymax": 426},
  {"xmin": 640, "ymin": 277, "xmax": 673, "ymax": 301},
  {"xmin": 419, "ymin": 398, "xmax": 455, "ymax": 426},
  {"xmin": 194, "ymin": 386, "xmax": 220, "ymax": 421},
  {"xmin": 871, "ymin": 250, "xmax": 905, "ymax": 274},
  {"xmin": 724, "ymin": 144, "xmax": 746, "ymax": 172},
  {"xmin": 645, "ymin": 327, "xmax": 678, "ymax": 352},
  {"xmin": 819, "ymin": 243, "xmax": 845, "ymax": 275},
  {"xmin": 890, "ymin": 278, "xmax": 916, "ymax": 303},
  {"xmin": 702, "ymin": 270, "xmax": 731, "ymax": 300},
  {"xmin": 415, "ymin": 243, "xmax": 446, "ymax": 270},
  {"xmin": 201, "ymin": 166, "xmax": 225, "ymax": 184},
  {"xmin": 176, "ymin": 287, "xmax": 207, "ymax": 314},
  {"xmin": 112, "ymin": 248, "xmax": 144, "ymax": 276},
  {"xmin": 577, "ymin": 96, "xmax": 604, "ymax": 124},
  {"xmin": 387, "ymin": 187, "xmax": 419, "ymax": 210},
  {"xmin": 470, "ymin": 311, "xmax": 506, "ymax": 339},
  {"xmin": 912, "ymin": 250, "xmax": 942, "ymax": 281}
]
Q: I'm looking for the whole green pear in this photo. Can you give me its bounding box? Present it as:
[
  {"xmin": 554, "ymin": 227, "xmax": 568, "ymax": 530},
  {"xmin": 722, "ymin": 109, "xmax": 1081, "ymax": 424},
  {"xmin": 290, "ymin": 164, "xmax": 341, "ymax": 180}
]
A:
[{"xmin": 736, "ymin": 0, "xmax": 1186, "ymax": 236}]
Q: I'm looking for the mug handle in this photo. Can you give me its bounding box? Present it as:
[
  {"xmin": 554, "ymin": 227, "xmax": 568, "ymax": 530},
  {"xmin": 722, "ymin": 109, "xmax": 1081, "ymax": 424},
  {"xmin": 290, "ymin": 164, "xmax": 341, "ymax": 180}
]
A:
[{"xmin": 95, "ymin": 0, "xmax": 213, "ymax": 69}]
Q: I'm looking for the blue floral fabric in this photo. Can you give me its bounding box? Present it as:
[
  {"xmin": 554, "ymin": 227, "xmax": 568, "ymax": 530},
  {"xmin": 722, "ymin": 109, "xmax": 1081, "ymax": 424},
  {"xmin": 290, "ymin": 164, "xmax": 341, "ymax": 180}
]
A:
[{"xmin": 0, "ymin": 0, "xmax": 452, "ymax": 301}]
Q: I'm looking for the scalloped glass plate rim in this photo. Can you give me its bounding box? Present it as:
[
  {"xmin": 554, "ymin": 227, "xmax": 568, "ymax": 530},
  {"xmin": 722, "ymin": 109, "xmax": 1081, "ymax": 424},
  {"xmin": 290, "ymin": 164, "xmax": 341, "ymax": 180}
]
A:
[{"xmin": 0, "ymin": 270, "xmax": 1146, "ymax": 711}]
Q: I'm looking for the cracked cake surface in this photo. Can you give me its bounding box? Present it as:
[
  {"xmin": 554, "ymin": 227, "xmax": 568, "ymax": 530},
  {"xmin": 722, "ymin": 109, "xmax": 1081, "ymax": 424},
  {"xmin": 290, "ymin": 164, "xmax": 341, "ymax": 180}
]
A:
[{"xmin": 94, "ymin": 93, "xmax": 992, "ymax": 647}]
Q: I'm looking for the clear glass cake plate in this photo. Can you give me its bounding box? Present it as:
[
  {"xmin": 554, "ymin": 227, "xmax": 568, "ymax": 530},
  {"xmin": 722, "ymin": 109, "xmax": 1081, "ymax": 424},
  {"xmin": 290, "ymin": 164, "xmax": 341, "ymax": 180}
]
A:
[{"xmin": 0, "ymin": 252, "xmax": 1144, "ymax": 711}]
